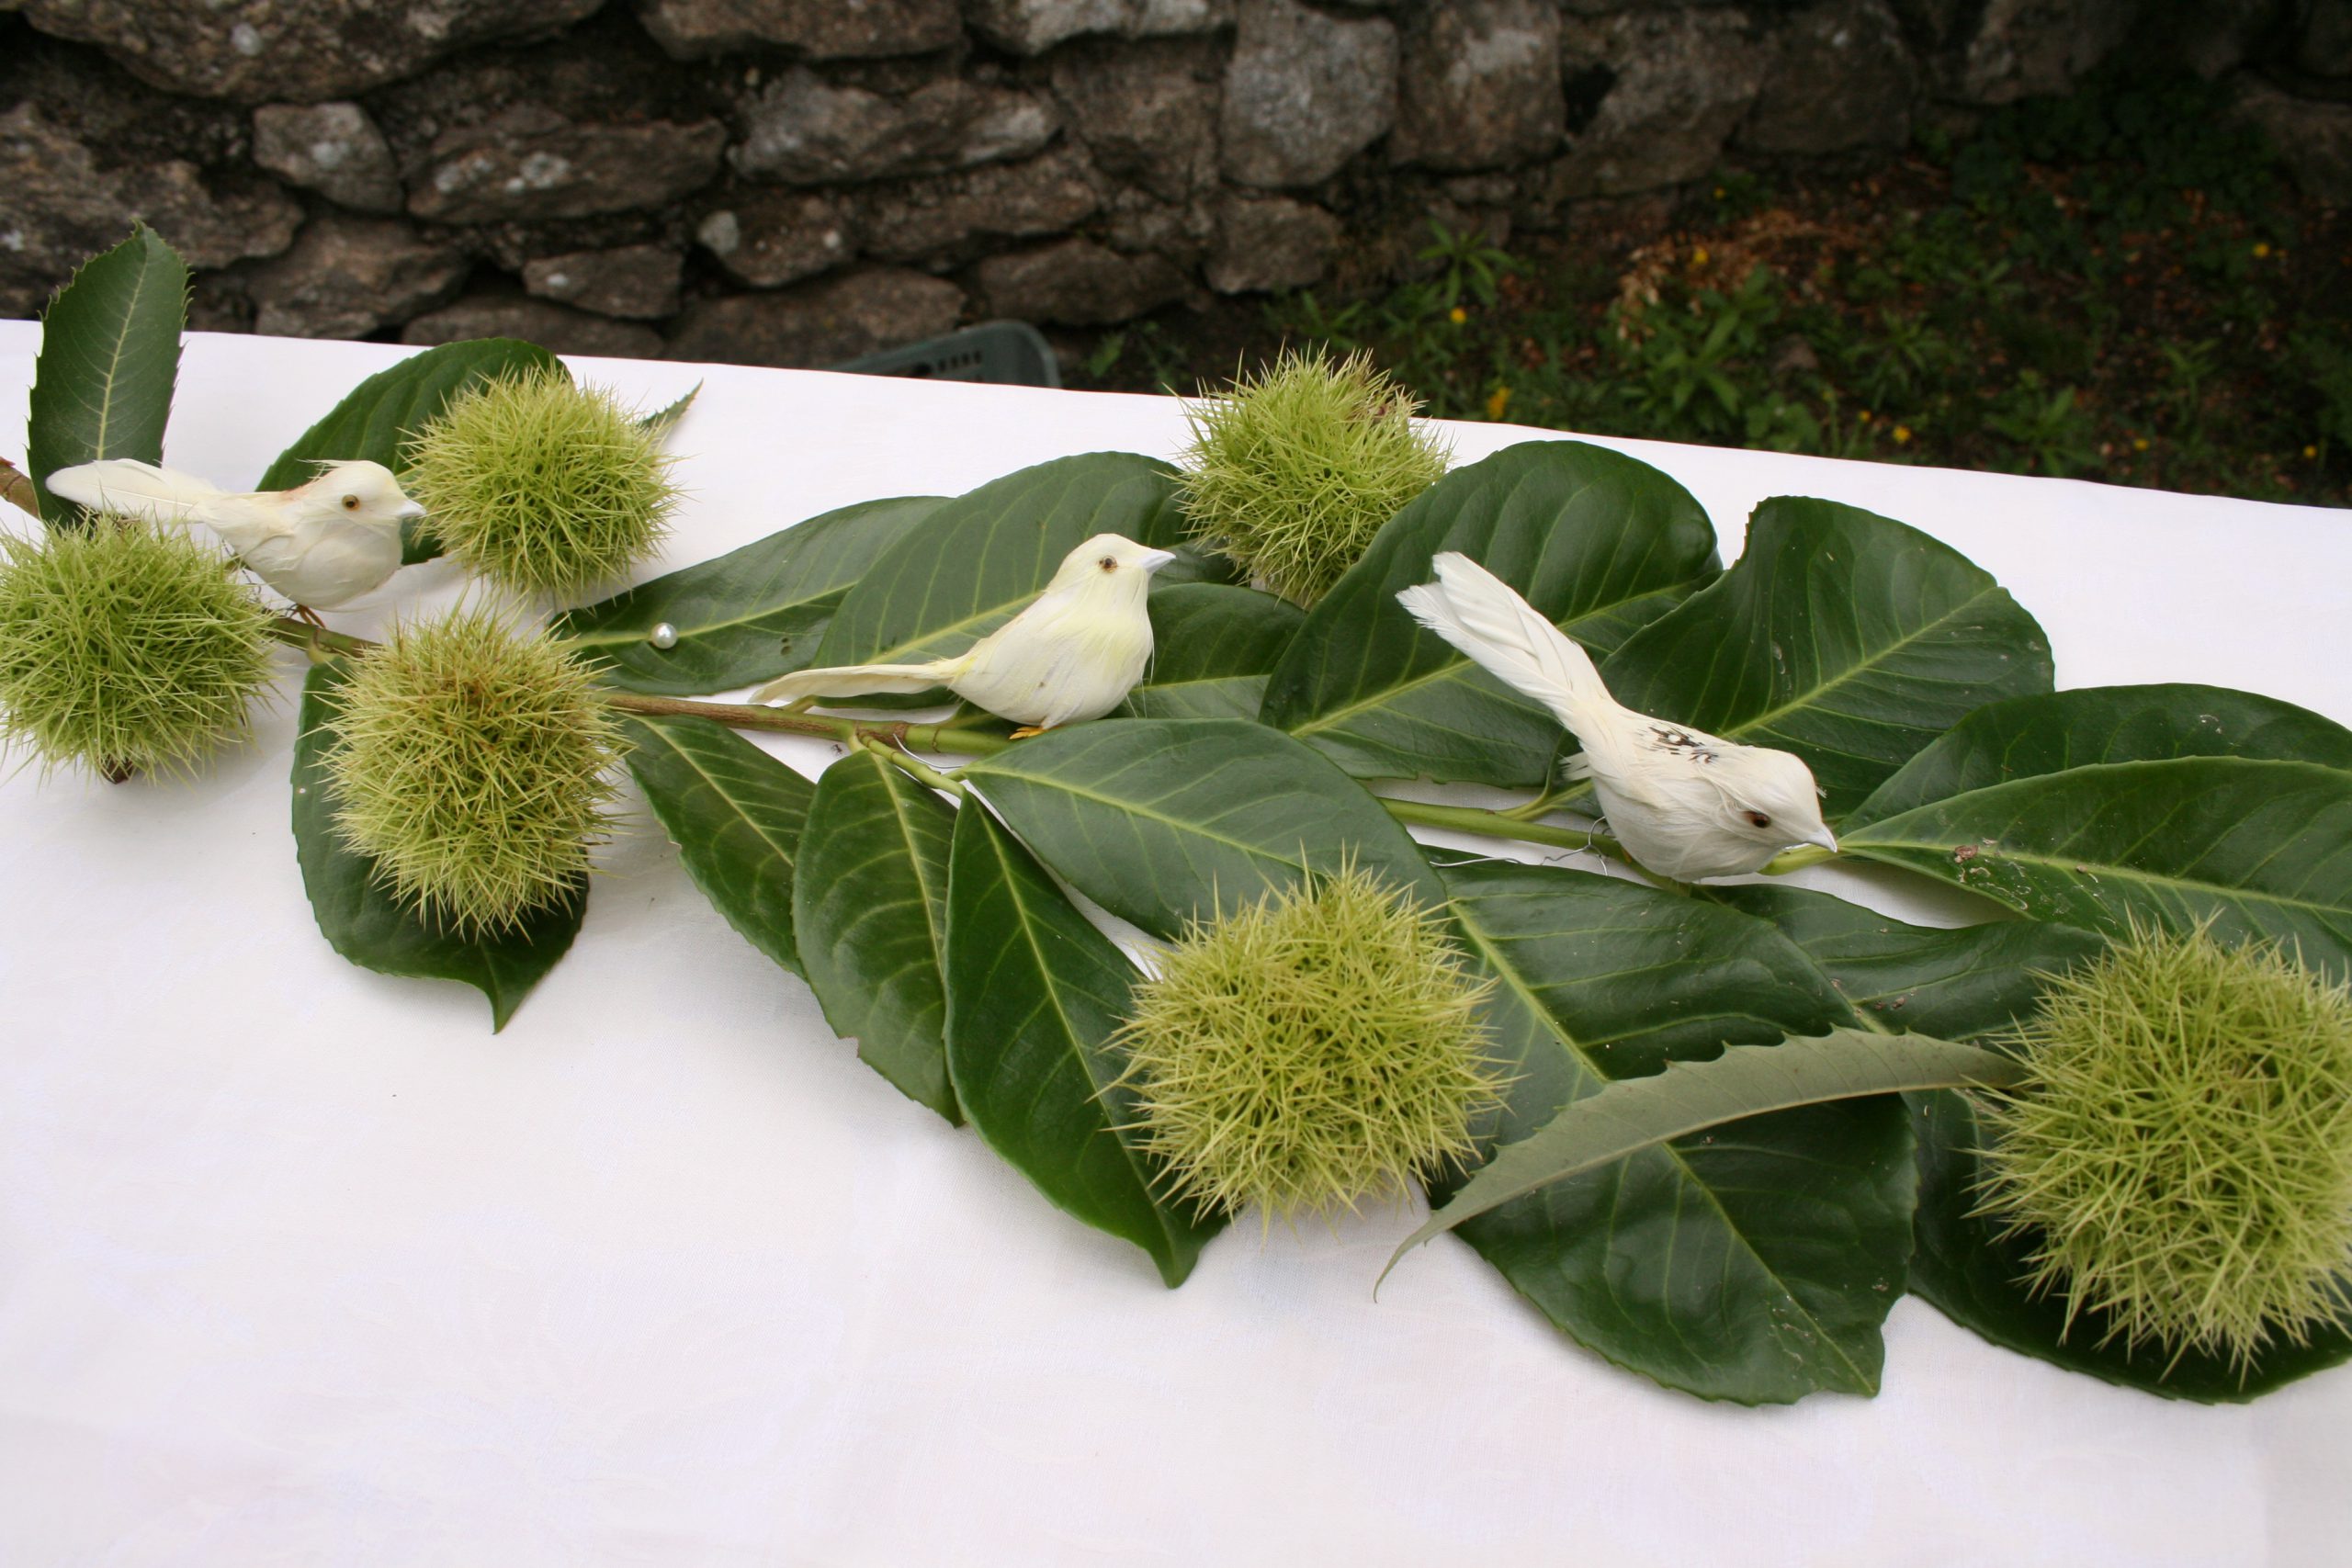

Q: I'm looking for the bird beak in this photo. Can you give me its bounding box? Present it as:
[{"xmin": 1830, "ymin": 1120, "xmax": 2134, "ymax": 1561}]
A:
[
  {"xmin": 1803, "ymin": 827, "xmax": 1840, "ymax": 852},
  {"xmin": 1141, "ymin": 548, "xmax": 1178, "ymax": 573},
  {"xmin": 396, "ymin": 499, "xmax": 428, "ymax": 522}
]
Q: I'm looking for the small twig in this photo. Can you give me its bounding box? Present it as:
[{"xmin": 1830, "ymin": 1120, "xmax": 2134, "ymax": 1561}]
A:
[
  {"xmin": 1760, "ymin": 844, "xmax": 1838, "ymax": 875},
  {"xmin": 854, "ymin": 731, "xmax": 967, "ymax": 796},
  {"xmin": 1375, "ymin": 795, "xmax": 1634, "ymax": 868},
  {"xmin": 1, "ymin": 457, "xmax": 40, "ymax": 520}
]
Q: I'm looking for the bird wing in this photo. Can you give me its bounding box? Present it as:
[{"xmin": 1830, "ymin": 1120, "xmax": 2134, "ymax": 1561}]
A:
[
  {"xmin": 198, "ymin": 491, "xmax": 316, "ymax": 569},
  {"xmin": 1396, "ymin": 552, "xmax": 1621, "ymax": 744},
  {"xmin": 752, "ymin": 655, "xmax": 971, "ymax": 705},
  {"xmin": 42, "ymin": 459, "xmax": 222, "ymax": 523}
]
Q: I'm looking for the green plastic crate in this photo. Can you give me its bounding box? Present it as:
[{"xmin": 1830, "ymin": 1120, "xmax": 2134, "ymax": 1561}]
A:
[{"xmin": 833, "ymin": 321, "xmax": 1061, "ymax": 389}]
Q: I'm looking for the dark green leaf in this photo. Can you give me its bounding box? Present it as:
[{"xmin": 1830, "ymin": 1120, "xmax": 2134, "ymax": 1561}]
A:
[
  {"xmin": 963, "ymin": 717, "xmax": 1442, "ymax": 939},
  {"xmin": 28, "ymin": 223, "xmax": 187, "ymax": 526},
  {"xmin": 1702, "ymin": 883, "xmax": 2108, "ymax": 1041},
  {"xmin": 291, "ymin": 661, "xmax": 583, "ymax": 1032},
  {"xmin": 1907, "ymin": 1089, "xmax": 2352, "ymax": 1402},
  {"xmin": 1600, "ymin": 496, "xmax": 2053, "ymax": 818},
  {"xmin": 258, "ymin": 338, "xmax": 565, "ymax": 563},
  {"xmin": 1436, "ymin": 859, "xmax": 1915, "ymax": 1404},
  {"xmin": 639, "ymin": 380, "xmax": 699, "ymax": 435},
  {"xmin": 1846, "ymin": 682, "xmax": 2352, "ymax": 830},
  {"xmin": 811, "ymin": 453, "xmax": 1217, "ymax": 686},
  {"xmin": 619, "ymin": 712, "xmax": 815, "ymax": 975},
  {"xmin": 791, "ymin": 749, "xmax": 960, "ymax": 1122},
  {"xmin": 1841, "ymin": 757, "xmax": 2352, "ymax": 978},
  {"xmin": 1395, "ymin": 1027, "xmax": 2020, "ymax": 1269},
  {"xmin": 1261, "ymin": 440, "xmax": 1718, "ymax": 786},
  {"xmin": 1117, "ymin": 581, "xmax": 1306, "ymax": 721},
  {"xmin": 554, "ymin": 496, "xmax": 944, "ymax": 695},
  {"xmin": 944, "ymin": 803, "xmax": 1225, "ymax": 1285}
]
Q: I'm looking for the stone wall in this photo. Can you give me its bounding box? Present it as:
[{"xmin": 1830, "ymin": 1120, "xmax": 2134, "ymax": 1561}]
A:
[{"xmin": 4, "ymin": 0, "xmax": 2346, "ymax": 368}]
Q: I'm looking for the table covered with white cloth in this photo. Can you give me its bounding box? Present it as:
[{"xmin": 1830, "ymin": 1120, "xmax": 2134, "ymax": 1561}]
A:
[{"xmin": 2, "ymin": 321, "xmax": 2346, "ymax": 1566}]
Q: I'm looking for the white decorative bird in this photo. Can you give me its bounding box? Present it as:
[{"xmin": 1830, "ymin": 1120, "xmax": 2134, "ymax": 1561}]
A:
[
  {"xmin": 44, "ymin": 457, "xmax": 422, "ymax": 615},
  {"xmin": 1397, "ymin": 551, "xmax": 1838, "ymax": 882},
  {"xmin": 753, "ymin": 533, "xmax": 1177, "ymax": 732}
]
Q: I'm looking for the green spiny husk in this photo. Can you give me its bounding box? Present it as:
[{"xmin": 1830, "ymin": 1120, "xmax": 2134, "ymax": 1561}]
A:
[
  {"xmin": 1111, "ymin": 861, "xmax": 1506, "ymax": 1222},
  {"xmin": 321, "ymin": 605, "xmax": 624, "ymax": 936},
  {"xmin": 0, "ymin": 519, "xmax": 274, "ymax": 779},
  {"xmin": 404, "ymin": 367, "xmax": 677, "ymax": 598},
  {"xmin": 1176, "ymin": 349, "xmax": 1450, "ymax": 606},
  {"xmin": 1975, "ymin": 925, "xmax": 2352, "ymax": 1371}
]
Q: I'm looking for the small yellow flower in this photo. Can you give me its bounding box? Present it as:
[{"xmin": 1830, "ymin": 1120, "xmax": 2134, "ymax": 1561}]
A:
[
  {"xmin": 1486, "ymin": 385, "xmax": 1513, "ymax": 421},
  {"xmin": 1690, "ymin": 246, "xmax": 1711, "ymax": 267},
  {"xmin": 1713, "ymin": 186, "xmax": 1726, "ymax": 199},
  {"xmin": 1859, "ymin": 409, "xmax": 1873, "ymax": 423},
  {"xmin": 2133, "ymin": 436, "xmax": 2151, "ymax": 452},
  {"xmin": 2253, "ymin": 242, "xmax": 2272, "ymax": 259},
  {"xmin": 1448, "ymin": 306, "xmax": 1468, "ymax": 325},
  {"xmin": 1893, "ymin": 424, "xmax": 1913, "ymax": 445},
  {"xmin": 2307, "ymin": 445, "xmax": 2321, "ymax": 459}
]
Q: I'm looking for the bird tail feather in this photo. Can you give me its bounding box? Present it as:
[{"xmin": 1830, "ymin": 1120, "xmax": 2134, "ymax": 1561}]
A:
[
  {"xmin": 43, "ymin": 458, "xmax": 221, "ymax": 523},
  {"xmin": 751, "ymin": 660, "xmax": 966, "ymax": 705},
  {"xmin": 1396, "ymin": 551, "xmax": 1614, "ymax": 733}
]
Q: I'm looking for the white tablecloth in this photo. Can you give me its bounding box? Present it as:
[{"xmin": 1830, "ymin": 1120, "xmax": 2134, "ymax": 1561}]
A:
[{"xmin": 4, "ymin": 323, "xmax": 2347, "ymax": 1567}]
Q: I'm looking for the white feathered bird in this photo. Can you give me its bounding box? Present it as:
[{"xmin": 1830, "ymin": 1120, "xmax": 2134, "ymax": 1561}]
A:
[
  {"xmin": 1397, "ymin": 551, "xmax": 1838, "ymax": 881},
  {"xmin": 753, "ymin": 533, "xmax": 1176, "ymax": 732},
  {"xmin": 44, "ymin": 457, "xmax": 422, "ymax": 613}
]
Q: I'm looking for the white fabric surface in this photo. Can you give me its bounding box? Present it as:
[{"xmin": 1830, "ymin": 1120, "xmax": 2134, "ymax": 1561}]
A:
[{"xmin": 3, "ymin": 322, "xmax": 2347, "ymax": 1566}]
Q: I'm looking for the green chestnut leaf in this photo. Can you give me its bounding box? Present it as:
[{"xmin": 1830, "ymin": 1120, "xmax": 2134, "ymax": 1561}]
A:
[
  {"xmin": 964, "ymin": 716, "xmax": 1442, "ymax": 939},
  {"xmin": 557, "ymin": 496, "xmax": 945, "ymax": 695},
  {"xmin": 944, "ymin": 802, "xmax": 1225, "ymax": 1286},
  {"xmin": 620, "ymin": 712, "xmax": 815, "ymax": 976},
  {"xmin": 1392, "ymin": 1026, "xmax": 2022, "ymax": 1272},
  {"xmin": 1117, "ymin": 581, "xmax": 1306, "ymax": 722},
  {"xmin": 27, "ymin": 222, "xmax": 187, "ymax": 527},
  {"xmin": 1261, "ymin": 440, "xmax": 1718, "ymax": 787},
  {"xmin": 1433, "ymin": 858, "xmax": 1914, "ymax": 1404},
  {"xmin": 792, "ymin": 748, "xmax": 960, "ymax": 1122},
  {"xmin": 1600, "ymin": 495, "xmax": 2054, "ymax": 818},
  {"xmin": 1702, "ymin": 882, "xmax": 2109, "ymax": 1041}
]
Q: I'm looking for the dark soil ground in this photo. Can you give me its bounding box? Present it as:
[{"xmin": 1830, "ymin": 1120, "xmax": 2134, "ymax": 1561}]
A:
[{"xmin": 1068, "ymin": 71, "xmax": 2352, "ymax": 510}]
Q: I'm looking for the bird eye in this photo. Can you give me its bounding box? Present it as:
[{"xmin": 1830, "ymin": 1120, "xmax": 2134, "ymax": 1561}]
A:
[
  {"xmin": 341, "ymin": 494, "xmax": 360, "ymax": 510},
  {"xmin": 1098, "ymin": 556, "xmax": 1117, "ymax": 571},
  {"xmin": 1746, "ymin": 810, "xmax": 1772, "ymax": 829}
]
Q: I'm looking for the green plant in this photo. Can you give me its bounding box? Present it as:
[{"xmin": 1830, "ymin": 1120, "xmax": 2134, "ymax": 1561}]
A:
[
  {"xmin": 1976, "ymin": 927, "xmax": 2352, "ymax": 1370},
  {"xmin": 321, "ymin": 605, "xmax": 624, "ymax": 935},
  {"xmin": 404, "ymin": 367, "xmax": 679, "ymax": 598},
  {"xmin": 1988, "ymin": 371, "xmax": 2098, "ymax": 476},
  {"xmin": 1417, "ymin": 219, "xmax": 1518, "ymax": 310},
  {"xmin": 1110, "ymin": 862, "xmax": 1506, "ymax": 1221},
  {"xmin": 0, "ymin": 520, "xmax": 274, "ymax": 779},
  {"xmin": 1610, "ymin": 266, "xmax": 1784, "ymax": 443},
  {"xmin": 1174, "ymin": 348, "xmax": 1451, "ymax": 605}
]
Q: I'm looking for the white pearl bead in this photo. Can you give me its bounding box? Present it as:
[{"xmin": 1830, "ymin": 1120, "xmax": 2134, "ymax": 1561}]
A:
[{"xmin": 650, "ymin": 622, "xmax": 680, "ymax": 650}]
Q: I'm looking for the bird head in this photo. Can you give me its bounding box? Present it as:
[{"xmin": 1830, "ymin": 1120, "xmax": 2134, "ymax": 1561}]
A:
[
  {"xmin": 309, "ymin": 459, "xmax": 427, "ymax": 527},
  {"xmin": 1714, "ymin": 748, "xmax": 1838, "ymax": 856},
  {"xmin": 1046, "ymin": 534, "xmax": 1179, "ymax": 598}
]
